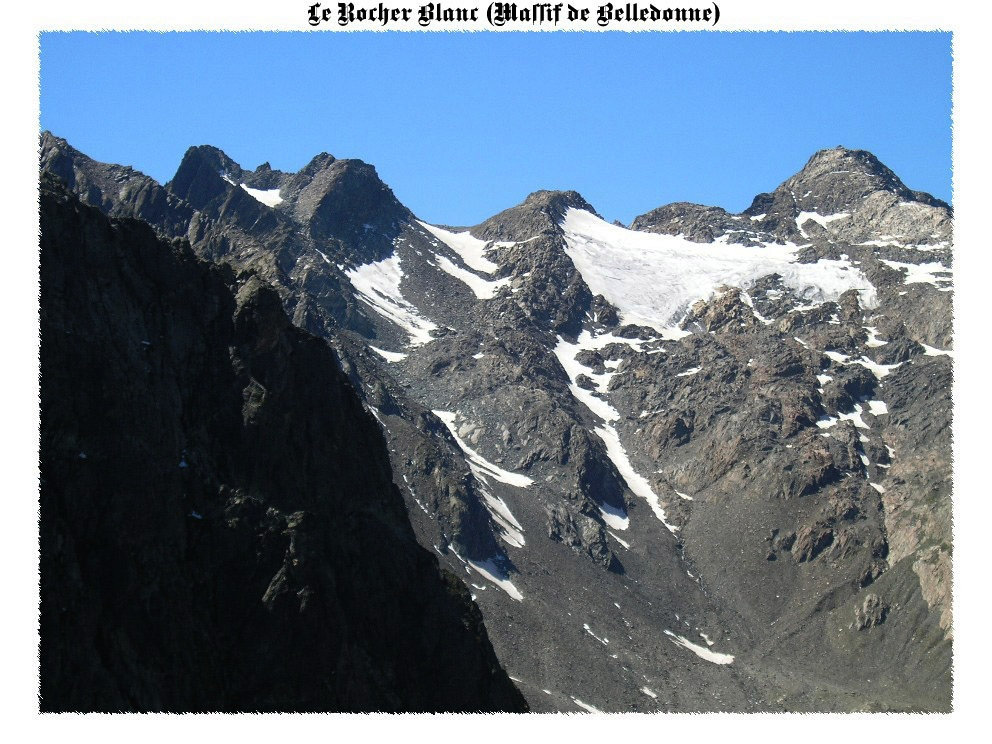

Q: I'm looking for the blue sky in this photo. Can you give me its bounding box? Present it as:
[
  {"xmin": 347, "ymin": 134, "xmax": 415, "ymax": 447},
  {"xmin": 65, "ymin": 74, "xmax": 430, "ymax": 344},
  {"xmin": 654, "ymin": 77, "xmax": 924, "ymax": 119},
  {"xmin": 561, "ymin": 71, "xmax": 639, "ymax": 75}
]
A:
[{"xmin": 40, "ymin": 31, "xmax": 951, "ymax": 226}]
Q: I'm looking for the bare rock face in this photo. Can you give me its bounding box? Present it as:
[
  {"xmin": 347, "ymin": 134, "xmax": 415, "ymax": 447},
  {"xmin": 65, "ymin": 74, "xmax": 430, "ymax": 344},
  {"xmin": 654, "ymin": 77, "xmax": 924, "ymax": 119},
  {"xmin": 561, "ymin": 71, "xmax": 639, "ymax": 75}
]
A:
[
  {"xmin": 913, "ymin": 546, "xmax": 953, "ymax": 638},
  {"xmin": 39, "ymin": 175, "xmax": 526, "ymax": 713},
  {"xmin": 546, "ymin": 503, "xmax": 621, "ymax": 572},
  {"xmin": 40, "ymin": 131, "xmax": 194, "ymax": 234},
  {"xmin": 855, "ymin": 594, "xmax": 890, "ymax": 630},
  {"xmin": 631, "ymin": 202, "xmax": 748, "ymax": 243},
  {"xmin": 792, "ymin": 524, "xmax": 835, "ymax": 563}
]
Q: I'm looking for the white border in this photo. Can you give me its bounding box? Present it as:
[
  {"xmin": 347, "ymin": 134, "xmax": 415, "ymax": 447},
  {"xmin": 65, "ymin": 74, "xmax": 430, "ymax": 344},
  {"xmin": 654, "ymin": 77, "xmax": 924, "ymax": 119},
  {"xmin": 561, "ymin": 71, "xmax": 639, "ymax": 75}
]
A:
[{"xmin": 6, "ymin": 1, "xmax": 989, "ymax": 739}]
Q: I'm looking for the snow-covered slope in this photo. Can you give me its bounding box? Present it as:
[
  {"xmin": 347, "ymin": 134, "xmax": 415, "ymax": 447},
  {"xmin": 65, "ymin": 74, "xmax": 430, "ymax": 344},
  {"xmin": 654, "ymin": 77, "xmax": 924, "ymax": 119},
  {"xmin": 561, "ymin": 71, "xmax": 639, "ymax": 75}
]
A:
[
  {"xmin": 344, "ymin": 254, "xmax": 437, "ymax": 346},
  {"xmin": 561, "ymin": 207, "xmax": 878, "ymax": 336}
]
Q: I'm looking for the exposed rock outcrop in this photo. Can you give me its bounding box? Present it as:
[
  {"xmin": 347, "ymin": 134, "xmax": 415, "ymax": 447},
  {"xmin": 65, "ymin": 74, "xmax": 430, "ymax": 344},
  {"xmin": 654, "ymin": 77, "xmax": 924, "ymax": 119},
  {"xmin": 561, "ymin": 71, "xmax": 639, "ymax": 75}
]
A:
[{"xmin": 39, "ymin": 174, "xmax": 526, "ymax": 713}]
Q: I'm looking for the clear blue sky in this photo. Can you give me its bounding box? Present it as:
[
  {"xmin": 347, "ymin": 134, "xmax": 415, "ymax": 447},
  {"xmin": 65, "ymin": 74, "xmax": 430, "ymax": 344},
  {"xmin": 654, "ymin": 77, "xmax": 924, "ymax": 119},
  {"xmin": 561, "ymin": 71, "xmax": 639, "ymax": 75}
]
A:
[{"xmin": 40, "ymin": 31, "xmax": 951, "ymax": 226}]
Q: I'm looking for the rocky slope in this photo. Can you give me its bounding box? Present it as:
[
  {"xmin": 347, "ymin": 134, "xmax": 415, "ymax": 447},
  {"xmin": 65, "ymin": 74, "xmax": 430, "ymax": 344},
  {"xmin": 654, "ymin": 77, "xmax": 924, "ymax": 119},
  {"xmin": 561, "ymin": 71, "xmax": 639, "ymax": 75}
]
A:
[
  {"xmin": 40, "ymin": 135, "xmax": 953, "ymax": 712},
  {"xmin": 39, "ymin": 173, "xmax": 526, "ymax": 712}
]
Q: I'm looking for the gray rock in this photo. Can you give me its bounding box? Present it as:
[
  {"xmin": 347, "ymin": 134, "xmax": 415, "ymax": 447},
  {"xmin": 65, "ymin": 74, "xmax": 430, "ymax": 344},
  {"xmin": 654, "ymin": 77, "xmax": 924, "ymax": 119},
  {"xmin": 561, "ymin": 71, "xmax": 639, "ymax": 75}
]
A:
[{"xmin": 855, "ymin": 594, "xmax": 890, "ymax": 630}]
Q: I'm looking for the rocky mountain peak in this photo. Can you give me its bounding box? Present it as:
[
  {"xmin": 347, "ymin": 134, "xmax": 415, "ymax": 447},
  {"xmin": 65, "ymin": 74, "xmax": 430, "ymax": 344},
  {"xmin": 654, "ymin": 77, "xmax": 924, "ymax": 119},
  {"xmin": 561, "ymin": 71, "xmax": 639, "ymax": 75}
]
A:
[
  {"xmin": 39, "ymin": 131, "xmax": 74, "ymax": 174},
  {"xmin": 186, "ymin": 144, "xmax": 243, "ymax": 173},
  {"xmin": 759, "ymin": 146, "xmax": 953, "ymax": 243},
  {"xmin": 169, "ymin": 148, "xmax": 288, "ymax": 195},
  {"xmin": 39, "ymin": 131, "xmax": 194, "ymax": 235},
  {"xmin": 40, "ymin": 133, "xmax": 101, "ymax": 202},
  {"xmin": 296, "ymin": 151, "xmax": 337, "ymax": 177},
  {"xmin": 40, "ymin": 130, "xmax": 136, "ymax": 193},
  {"xmin": 776, "ymin": 146, "xmax": 920, "ymax": 212},
  {"xmin": 523, "ymin": 189, "xmax": 598, "ymax": 220},
  {"xmin": 630, "ymin": 202, "xmax": 741, "ymax": 242},
  {"xmin": 288, "ymin": 155, "xmax": 411, "ymax": 248},
  {"xmin": 475, "ymin": 189, "xmax": 598, "ymax": 243},
  {"xmin": 243, "ymin": 161, "xmax": 288, "ymax": 190},
  {"xmin": 167, "ymin": 144, "xmax": 244, "ymax": 208},
  {"xmin": 629, "ymin": 146, "xmax": 951, "ymax": 246},
  {"xmin": 803, "ymin": 145, "xmax": 900, "ymax": 178}
]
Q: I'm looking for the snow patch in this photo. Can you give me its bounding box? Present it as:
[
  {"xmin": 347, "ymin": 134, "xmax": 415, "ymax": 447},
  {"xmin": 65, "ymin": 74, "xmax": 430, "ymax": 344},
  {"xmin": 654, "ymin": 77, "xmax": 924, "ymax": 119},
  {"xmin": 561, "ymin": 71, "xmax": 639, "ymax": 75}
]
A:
[
  {"xmin": 240, "ymin": 184, "xmax": 283, "ymax": 207},
  {"xmin": 840, "ymin": 404, "xmax": 870, "ymax": 429},
  {"xmin": 867, "ymin": 400, "xmax": 888, "ymax": 416},
  {"xmin": 571, "ymin": 697, "xmax": 605, "ymax": 714},
  {"xmin": 493, "ymin": 236, "xmax": 540, "ymax": 248},
  {"xmin": 434, "ymin": 254, "xmax": 510, "ymax": 300},
  {"xmin": 921, "ymin": 343, "xmax": 953, "ymax": 357},
  {"xmin": 553, "ymin": 331, "xmax": 678, "ymax": 534},
  {"xmin": 434, "ymin": 411, "xmax": 529, "ymax": 548},
  {"xmin": 599, "ymin": 500, "xmax": 630, "ymax": 531},
  {"xmin": 738, "ymin": 289, "xmax": 773, "ymax": 325},
  {"xmin": 365, "ymin": 405, "xmax": 385, "ymax": 426},
  {"xmin": 551, "ymin": 331, "xmax": 656, "ymax": 422},
  {"xmin": 664, "ymin": 630, "xmax": 734, "ymax": 664},
  {"xmin": 564, "ymin": 329, "xmax": 655, "ymax": 354},
  {"xmin": 346, "ymin": 255, "xmax": 437, "ymax": 346},
  {"xmin": 825, "ymin": 349, "xmax": 902, "ymax": 379},
  {"xmin": 369, "ymin": 346, "xmax": 408, "ymax": 363},
  {"xmin": 583, "ymin": 623, "xmax": 609, "ymax": 646},
  {"xmin": 481, "ymin": 492, "xmax": 526, "ymax": 548},
  {"xmin": 859, "ymin": 239, "xmax": 903, "ymax": 248},
  {"xmin": 879, "ymin": 259, "xmax": 952, "ymax": 287},
  {"xmin": 561, "ymin": 209, "xmax": 875, "ymax": 336},
  {"xmin": 824, "ymin": 350, "xmax": 850, "ymax": 363},
  {"xmin": 607, "ymin": 530, "xmax": 631, "ymax": 549},
  {"xmin": 433, "ymin": 410, "xmax": 534, "ymax": 489},
  {"xmin": 595, "ymin": 424, "xmax": 679, "ymax": 534},
  {"xmin": 795, "ymin": 211, "xmax": 849, "ymax": 237},
  {"xmin": 417, "ymin": 220, "xmax": 500, "ymax": 274},
  {"xmin": 864, "ymin": 326, "xmax": 888, "ymax": 347},
  {"xmin": 818, "ymin": 403, "xmax": 870, "ymax": 431},
  {"xmin": 467, "ymin": 557, "xmax": 523, "ymax": 601},
  {"xmin": 553, "ymin": 336, "xmax": 622, "ymax": 423},
  {"xmin": 854, "ymin": 357, "xmax": 902, "ymax": 379}
]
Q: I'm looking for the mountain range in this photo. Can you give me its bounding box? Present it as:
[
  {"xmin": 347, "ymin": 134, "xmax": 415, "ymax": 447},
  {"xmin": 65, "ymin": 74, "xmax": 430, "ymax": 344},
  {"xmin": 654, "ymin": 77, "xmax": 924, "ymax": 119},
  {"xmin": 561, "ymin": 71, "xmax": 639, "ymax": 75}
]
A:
[{"xmin": 39, "ymin": 132, "xmax": 953, "ymax": 712}]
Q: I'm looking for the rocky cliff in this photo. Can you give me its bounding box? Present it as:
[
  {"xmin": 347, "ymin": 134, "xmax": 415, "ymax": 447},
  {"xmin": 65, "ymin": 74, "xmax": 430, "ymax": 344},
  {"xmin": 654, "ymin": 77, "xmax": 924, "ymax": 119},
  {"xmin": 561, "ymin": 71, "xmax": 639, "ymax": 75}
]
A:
[{"xmin": 39, "ymin": 173, "xmax": 526, "ymax": 712}]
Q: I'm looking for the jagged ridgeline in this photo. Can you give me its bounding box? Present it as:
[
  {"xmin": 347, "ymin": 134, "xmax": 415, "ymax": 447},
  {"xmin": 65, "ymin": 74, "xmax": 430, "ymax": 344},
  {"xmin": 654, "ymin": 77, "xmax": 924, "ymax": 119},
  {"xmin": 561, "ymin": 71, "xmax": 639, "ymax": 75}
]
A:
[
  {"xmin": 38, "ymin": 173, "xmax": 526, "ymax": 713},
  {"xmin": 40, "ymin": 132, "xmax": 952, "ymax": 712}
]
